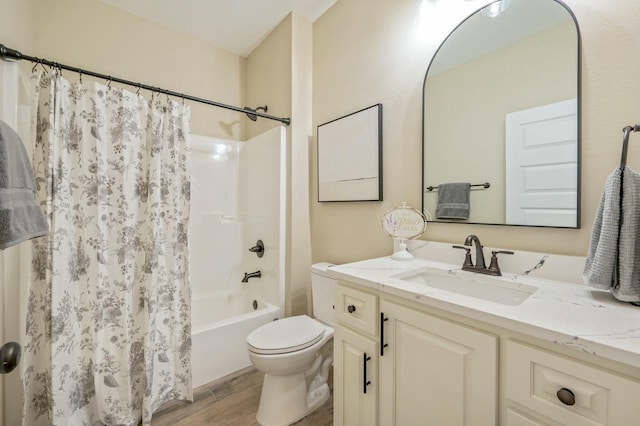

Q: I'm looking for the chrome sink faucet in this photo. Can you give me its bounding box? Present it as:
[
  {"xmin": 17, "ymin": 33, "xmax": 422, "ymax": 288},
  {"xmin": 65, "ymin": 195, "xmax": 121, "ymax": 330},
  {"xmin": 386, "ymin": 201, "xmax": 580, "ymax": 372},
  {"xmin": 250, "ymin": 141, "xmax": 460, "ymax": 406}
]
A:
[{"xmin": 453, "ymin": 235, "xmax": 513, "ymax": 276}]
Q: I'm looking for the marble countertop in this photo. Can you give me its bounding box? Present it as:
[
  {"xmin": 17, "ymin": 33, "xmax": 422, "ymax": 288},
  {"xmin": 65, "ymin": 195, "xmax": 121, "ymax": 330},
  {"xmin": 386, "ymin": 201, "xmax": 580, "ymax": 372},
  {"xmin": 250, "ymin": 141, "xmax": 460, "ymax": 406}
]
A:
[{"xmin": 327, "ymin": 256, "xmax": 640, "ymax": 369}]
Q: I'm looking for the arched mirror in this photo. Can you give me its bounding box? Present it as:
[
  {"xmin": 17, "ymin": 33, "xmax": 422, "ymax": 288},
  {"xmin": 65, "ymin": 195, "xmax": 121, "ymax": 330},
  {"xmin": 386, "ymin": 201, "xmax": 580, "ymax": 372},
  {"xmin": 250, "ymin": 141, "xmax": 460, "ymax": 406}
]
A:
[{"xmin": 422, "ymin": 0, "xmax": 580, "ymax": 227}]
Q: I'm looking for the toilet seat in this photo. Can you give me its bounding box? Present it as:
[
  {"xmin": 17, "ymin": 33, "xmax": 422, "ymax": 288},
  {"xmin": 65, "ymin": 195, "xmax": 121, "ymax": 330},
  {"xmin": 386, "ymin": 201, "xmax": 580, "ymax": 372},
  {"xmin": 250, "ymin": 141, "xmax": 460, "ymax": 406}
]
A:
[{"xmin": 247, "ymin": 315, "xmax": 326, "ymax": 355}]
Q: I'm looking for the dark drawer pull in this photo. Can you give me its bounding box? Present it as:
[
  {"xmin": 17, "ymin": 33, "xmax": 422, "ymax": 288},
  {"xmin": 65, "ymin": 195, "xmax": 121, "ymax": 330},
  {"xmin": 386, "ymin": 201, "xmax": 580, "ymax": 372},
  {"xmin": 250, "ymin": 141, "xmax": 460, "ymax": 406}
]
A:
[
  {"xmin": 347, "ymin": 304, "xmax": 357, "ymax": 313},
  {"xmin": 556, "ymin": 388, "xmax": 575, "ymax": 406},
  {"xmin": 380, "ymin": 313, "xmax": 388, "ymax": 356},
  {"xmin": 363, "ymin": 353, "xmax": 372, "ymax": 394}
]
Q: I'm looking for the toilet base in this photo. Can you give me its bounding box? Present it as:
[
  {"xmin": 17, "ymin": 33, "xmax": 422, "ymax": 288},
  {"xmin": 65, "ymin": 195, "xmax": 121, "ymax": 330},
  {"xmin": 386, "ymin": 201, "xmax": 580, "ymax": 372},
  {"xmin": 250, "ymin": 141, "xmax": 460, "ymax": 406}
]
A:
[{"xmin": 256, "ymin": 372, "xmax": 330, "ymax": 426}]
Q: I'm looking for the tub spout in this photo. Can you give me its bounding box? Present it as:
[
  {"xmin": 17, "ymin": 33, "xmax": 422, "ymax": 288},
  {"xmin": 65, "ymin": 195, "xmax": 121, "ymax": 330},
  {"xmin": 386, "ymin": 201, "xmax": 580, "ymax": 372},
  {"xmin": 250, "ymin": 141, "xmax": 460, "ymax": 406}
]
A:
[{"xmin": 242, "ymin": 270, "xmax": 261, "ymax": 282}]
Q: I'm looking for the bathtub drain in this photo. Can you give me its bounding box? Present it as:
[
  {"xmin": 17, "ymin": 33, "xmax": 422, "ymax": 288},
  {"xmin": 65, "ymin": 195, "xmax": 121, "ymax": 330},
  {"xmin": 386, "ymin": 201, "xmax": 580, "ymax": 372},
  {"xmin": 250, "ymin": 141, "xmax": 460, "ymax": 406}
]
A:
[{"xmin": 252, "ymin": 300, "xmax": 258, "ymax": 310}]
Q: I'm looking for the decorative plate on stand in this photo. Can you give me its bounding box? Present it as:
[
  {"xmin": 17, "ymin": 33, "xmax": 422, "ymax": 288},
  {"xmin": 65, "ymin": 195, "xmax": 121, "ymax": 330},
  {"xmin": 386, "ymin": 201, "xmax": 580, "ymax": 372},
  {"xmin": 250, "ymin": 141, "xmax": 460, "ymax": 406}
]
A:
[{"xmin": 382, "ymin": 202, "xmax": 427, "ymax": 261}]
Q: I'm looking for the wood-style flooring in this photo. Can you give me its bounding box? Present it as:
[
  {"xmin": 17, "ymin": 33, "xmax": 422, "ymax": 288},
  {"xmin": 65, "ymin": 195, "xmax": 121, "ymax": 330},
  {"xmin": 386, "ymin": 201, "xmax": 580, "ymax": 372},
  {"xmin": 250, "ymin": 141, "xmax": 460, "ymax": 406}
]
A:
[{"xmin": 151, "ymin": 367, "xmax": 333, "ymax": 426}]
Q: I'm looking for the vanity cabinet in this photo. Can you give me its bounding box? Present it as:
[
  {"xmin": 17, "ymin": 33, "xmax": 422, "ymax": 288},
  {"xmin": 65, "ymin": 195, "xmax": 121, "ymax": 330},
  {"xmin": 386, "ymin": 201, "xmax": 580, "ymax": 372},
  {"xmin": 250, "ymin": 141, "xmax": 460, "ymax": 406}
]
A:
[
  {"xmin": 333, "ymin": 280, "xmax": 640, "ymax": 426},
  {"xmin": 334, "ymin": 283, "xmax": 498, "ymax": 426}
]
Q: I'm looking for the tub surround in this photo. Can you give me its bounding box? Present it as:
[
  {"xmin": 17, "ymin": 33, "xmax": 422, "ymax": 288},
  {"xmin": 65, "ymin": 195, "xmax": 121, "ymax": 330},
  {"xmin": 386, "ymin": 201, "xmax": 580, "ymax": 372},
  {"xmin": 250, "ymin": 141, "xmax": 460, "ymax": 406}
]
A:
[
  {"xmin": 189, "ymin": 129, "xmax": 286, "ymax": 389},
  {"xmin": 327, "ymin": 250, "xmax": 640, "ymax": 369}
]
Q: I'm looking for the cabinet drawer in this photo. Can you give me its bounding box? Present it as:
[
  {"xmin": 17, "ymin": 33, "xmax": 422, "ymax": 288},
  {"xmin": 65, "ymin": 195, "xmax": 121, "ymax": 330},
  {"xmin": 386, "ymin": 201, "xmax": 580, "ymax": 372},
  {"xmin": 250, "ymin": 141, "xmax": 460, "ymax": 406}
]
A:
[
  {"xmin": 506, "ymin": 407, "xmax": 550, "ymax": 426},
  {"xmin": 335, "ymin": 284, "xmax": 377, "ymax": 336},
  {"xmin": 505, "ymin": 340, "xmax": 640, "ymax": 426}
]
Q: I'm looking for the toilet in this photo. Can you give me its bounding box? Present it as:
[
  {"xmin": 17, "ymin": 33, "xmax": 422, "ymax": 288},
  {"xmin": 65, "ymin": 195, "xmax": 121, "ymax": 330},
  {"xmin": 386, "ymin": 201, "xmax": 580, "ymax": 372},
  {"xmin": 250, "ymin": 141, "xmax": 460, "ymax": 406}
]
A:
[{"xmin": 246, "ymin": 262, "xmax": 336, "ymax": 426}]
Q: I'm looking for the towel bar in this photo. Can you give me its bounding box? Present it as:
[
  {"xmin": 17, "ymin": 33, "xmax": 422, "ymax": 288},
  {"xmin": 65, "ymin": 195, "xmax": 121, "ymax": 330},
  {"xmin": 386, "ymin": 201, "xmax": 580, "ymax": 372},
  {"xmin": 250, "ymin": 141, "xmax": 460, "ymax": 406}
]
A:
[
  {"xmin": 425, "ymin": 182, "xmax": 490, "ymax": 192},
  {"xmin": 619, "ymin": 124, "xmax": 640, "ymax": 169}
]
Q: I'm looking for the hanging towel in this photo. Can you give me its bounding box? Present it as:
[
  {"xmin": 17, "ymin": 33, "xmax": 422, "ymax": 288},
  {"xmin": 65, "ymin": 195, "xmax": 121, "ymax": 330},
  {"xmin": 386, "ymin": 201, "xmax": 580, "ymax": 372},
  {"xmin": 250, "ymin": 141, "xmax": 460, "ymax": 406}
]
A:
[
  {"xmin": 583, "ymin": 167, "xmax": 640, "ymax": 303},
  {"xmin": 0, "ymin": 120, "xmax": 49, "ymax": 250},
  {"xmin": 435, "ymin": 182, "xmax": 471, "ymax": 220}
]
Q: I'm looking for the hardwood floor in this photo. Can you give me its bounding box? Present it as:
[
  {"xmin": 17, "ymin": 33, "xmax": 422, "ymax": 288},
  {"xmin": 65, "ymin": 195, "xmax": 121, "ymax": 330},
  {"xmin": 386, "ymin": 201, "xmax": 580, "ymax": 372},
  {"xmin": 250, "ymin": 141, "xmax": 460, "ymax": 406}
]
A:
[{"xmin": 151, "ymin": 367, "xmax": 333, "ymax": 426}]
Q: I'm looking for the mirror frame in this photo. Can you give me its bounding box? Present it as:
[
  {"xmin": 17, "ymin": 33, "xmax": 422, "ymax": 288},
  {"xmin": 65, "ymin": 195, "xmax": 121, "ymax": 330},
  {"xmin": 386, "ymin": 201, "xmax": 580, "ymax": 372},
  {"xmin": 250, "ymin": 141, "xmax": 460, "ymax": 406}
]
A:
[{"xmin": 421, "ymin": 0, "xmax": 582, "ymax": 228}]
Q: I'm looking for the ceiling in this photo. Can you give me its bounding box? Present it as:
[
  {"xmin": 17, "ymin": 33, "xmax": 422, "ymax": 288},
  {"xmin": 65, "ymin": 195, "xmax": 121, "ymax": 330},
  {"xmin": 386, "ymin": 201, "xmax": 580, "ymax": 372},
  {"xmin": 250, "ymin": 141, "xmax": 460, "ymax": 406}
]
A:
[{"xmin": 100, "ymin": 0, "xmax": 337, "ymax": 57}]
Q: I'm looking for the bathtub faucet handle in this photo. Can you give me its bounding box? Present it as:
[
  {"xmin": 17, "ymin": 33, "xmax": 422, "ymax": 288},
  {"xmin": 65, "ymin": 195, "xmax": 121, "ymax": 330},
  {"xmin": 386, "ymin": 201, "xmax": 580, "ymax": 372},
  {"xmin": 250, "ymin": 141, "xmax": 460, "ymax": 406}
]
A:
[
  {"xmin": 248, "ymin": 240, "xmax": 264, "ymax": 258},
  {"xmin": 242, "ymin": 270, "xmax": 262, "ymax": 283}
]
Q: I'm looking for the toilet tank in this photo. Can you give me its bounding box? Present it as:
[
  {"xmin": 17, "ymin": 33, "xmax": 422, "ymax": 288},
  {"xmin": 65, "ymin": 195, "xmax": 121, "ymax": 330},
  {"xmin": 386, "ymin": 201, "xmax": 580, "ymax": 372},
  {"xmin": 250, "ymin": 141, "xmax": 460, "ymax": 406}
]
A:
[{"xmin": 311, "ymin": 262, "xmax": 336, "ymax": 326}]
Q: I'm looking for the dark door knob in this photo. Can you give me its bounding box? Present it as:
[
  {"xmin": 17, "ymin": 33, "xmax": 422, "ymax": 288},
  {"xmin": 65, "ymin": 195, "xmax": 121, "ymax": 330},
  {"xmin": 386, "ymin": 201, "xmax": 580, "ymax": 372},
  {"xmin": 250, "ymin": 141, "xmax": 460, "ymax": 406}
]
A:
[
  {"xmin": 0, "ymin": 342, "xmax": 21, "ymax": 374},
  {"xmin": 347, "ymin": 304, "xmax": 357, "ymax": 313}
]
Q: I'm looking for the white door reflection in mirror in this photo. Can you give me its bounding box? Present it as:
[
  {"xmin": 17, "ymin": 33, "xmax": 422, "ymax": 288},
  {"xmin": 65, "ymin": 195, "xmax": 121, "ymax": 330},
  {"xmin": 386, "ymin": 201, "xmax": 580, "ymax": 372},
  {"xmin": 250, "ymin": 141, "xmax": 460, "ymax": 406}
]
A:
[{"xmin": 505, "ymin": 98, "xmax": 578, "ymax": 227}]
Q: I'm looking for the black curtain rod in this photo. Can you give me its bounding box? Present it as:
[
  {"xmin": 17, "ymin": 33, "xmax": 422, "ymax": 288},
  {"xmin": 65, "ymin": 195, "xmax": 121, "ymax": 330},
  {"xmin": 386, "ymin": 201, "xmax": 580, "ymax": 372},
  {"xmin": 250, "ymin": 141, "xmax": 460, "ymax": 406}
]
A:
[{"xmin": 0, "ymin": 43, "xmax": 291, "ymax": 126}]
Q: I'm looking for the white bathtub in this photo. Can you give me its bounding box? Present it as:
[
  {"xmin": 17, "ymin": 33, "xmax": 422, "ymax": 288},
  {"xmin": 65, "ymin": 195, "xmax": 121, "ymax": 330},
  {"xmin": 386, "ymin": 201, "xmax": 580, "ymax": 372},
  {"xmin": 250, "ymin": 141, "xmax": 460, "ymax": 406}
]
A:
[{"xmin": 191, "ymin": 292, "xmax": 280, "ymax": 388}]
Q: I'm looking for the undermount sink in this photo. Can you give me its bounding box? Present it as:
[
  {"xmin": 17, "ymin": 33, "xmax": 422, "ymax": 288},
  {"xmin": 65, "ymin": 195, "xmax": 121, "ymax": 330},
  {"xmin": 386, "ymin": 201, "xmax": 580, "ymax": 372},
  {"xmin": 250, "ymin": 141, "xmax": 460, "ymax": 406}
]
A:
[{"xmin": 394, "ymin": 267, "xmax": 538, "ymax": 306}]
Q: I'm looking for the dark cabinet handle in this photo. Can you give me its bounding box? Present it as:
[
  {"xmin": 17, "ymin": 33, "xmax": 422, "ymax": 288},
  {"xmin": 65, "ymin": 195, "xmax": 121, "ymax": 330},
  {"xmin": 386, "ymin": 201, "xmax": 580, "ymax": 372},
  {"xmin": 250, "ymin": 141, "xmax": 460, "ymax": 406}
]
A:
[
  {"xmin": 380, "ymin": 313, "xmax": 388, "ymax": 356},
  {"xmin": 363, "ymin": 353, "xmax": 372, "ymax": 394},
  {"xmin": 556, "ymin": 388, "xmax": 575, "ymax": 406},
  {"xmin": 347, "ymin": 304, "xmax": 357, "ymax": 313}
]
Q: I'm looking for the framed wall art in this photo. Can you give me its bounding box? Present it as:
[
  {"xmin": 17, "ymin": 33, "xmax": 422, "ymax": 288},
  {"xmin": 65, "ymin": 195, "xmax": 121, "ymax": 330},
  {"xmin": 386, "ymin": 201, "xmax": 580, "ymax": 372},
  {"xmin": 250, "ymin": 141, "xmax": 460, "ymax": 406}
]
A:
[{"xmin": 317, "ymin": 103, "xmax": 382, "ymax": 202}]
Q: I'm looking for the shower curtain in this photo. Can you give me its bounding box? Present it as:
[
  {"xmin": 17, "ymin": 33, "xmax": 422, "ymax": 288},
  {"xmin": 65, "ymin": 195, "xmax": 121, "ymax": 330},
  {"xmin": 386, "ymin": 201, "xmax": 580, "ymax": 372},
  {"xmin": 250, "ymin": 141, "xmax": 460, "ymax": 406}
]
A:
[{"xmin": 22, "ymin": 71, "xmax": 192, "ymax": 425}]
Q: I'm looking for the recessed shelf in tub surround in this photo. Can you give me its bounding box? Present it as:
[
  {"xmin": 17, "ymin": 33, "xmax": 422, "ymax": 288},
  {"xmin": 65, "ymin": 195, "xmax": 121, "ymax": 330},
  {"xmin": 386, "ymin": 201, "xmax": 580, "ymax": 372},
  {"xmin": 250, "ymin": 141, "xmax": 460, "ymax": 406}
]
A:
[{"xmin": 326, "ymin": 247, "xmax": 640, "ymax": 369}]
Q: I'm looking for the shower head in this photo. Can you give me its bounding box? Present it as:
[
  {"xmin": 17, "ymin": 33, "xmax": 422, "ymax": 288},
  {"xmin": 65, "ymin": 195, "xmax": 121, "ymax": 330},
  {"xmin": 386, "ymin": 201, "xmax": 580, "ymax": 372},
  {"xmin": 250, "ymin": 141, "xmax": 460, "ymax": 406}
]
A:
[{"xmin": 243, "ymin": 105, "xmax": 268, "ymax": 121}]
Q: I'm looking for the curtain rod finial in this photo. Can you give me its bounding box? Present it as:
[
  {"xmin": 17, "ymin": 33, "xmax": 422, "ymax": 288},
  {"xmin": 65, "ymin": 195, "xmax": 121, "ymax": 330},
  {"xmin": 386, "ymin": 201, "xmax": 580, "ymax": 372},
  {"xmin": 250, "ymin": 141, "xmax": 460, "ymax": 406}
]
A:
[{"xmin": 0, "ymin": 44, "xmax": 23, "ymax": 62}]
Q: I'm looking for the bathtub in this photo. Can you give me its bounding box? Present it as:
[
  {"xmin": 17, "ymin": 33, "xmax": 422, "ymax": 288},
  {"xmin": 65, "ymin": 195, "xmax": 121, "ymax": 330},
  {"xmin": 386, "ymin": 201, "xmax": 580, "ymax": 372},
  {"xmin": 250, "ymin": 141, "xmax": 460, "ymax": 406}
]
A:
[{"xmin": 191, "ymin": 292, "xmax": 280, "ymax": 388}]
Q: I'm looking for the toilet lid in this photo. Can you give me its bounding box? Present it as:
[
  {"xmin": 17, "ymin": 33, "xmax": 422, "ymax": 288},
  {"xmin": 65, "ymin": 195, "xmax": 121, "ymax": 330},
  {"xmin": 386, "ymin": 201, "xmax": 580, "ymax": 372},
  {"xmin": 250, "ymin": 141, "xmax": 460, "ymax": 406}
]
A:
[{"xmin": 247, "ymin": 315, "xmax": 326, "ymax": 355}]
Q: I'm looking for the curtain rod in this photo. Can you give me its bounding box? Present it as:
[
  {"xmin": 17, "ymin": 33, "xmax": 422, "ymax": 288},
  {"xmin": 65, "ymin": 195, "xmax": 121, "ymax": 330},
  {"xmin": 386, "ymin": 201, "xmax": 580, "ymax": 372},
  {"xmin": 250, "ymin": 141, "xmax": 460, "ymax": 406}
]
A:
[{"xmin": 0, "ymin": 43, "xmax": 291, "ymax": 126}]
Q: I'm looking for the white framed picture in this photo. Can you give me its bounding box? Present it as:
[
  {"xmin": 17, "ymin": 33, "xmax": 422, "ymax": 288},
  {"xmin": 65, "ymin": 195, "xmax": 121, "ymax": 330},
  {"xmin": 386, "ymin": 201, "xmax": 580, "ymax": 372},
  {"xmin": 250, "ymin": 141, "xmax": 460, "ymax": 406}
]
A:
[{"xmin": 317, "ymin": 104, "xmax": 383, "ymax": 202}]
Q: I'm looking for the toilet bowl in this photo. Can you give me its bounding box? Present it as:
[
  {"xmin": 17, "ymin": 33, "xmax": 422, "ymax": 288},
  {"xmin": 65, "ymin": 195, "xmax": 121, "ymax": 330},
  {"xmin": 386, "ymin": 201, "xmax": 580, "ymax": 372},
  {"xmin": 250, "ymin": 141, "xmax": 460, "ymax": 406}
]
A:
[{"xmin": 246, "ymin": 263, "xmax": 336, "ymax": 426}]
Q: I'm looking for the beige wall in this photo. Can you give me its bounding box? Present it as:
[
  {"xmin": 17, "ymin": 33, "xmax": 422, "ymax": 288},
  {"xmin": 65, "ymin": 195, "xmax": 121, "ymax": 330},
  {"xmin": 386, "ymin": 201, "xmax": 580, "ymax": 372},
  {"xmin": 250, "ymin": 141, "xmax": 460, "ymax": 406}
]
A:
[
  {"xmin": 246, "ymin": 16, "xmax": 293, "ymax": 140},
  {"xmin": 2, "ymin": 0, "xmax": 246, "ymax": 139},
  {"xmin": 312, "ymin": 0, "xmax": 433, "ymax": 264},
  {"xmin": 1, "ymin": 0, "xmax": 34, "ymax": 53},
  {"xmin": 311, "ymin": 0, "xmax": 640, "ymax": 263},
  {"xmin": 246, "ymin": 14, "xmax": 313, "ymax": 316},
  {"xmin": 424, "ymin": 21, "xmax": 576, "ymax": 224}
]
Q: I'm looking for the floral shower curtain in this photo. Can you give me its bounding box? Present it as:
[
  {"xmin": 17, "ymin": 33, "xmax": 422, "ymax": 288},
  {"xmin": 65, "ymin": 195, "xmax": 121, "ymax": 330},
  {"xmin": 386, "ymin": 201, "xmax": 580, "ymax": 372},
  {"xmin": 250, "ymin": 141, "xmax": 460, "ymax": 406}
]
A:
[{"xmin": 23, "ymin": 71, "xmax": 192, "ymax": 425}]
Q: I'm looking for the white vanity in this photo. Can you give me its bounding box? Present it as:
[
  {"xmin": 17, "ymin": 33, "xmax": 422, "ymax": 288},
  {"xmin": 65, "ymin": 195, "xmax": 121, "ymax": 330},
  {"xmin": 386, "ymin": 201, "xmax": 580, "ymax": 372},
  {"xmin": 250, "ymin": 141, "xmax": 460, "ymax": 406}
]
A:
[{"xmin": 328, "ymin": 247, "xmax": 640, "ymax": 426}]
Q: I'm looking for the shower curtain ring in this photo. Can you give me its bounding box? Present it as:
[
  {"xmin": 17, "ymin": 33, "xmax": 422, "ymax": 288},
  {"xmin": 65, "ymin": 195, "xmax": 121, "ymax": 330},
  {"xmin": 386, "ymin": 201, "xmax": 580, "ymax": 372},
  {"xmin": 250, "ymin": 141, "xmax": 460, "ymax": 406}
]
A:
[
  {"xmin": 79, "ymin": 70, "xmax": 83, "ymax": 84},
  {"xmin": 36, "ymin": 60, "xmax": 50, "ymax": 74},
  {"xmin": 32, "ymin": 59, "xmax": 40, "ymax": 73},
  {"xmin": 107, "ymin": 76, "xmax": 112, "ymax": 90},
  {"xmin": 136, "ymin": 83, "xmax": 141, "ymax": 95}
]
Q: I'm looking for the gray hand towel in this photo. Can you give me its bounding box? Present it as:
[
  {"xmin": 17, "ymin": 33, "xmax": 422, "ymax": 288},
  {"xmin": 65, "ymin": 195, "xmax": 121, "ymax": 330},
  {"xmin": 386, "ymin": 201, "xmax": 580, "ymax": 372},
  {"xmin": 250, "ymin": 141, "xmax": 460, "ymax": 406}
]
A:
[
  {"xmin": 583, "ymin": 167, "xmax": 640, "ymax": 303},
  {"xmin": 435, "ymin": 182, "xmax": 471, "ymax": 220},
  {"xmin": 0, "ymin": 120, "xmax": 49, "ymax": 249}
]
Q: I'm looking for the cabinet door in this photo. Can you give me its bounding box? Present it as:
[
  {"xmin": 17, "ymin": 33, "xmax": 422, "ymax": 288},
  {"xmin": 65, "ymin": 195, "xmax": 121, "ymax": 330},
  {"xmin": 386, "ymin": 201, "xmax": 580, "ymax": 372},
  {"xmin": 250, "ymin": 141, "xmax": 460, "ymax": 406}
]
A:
[
  {"xmin": 334, "ymin": 325, "xmax": 378, "ymax": 426},
  {"xmin": 379, "ymin": 299, "xmax": 497, "ymax": 426}
]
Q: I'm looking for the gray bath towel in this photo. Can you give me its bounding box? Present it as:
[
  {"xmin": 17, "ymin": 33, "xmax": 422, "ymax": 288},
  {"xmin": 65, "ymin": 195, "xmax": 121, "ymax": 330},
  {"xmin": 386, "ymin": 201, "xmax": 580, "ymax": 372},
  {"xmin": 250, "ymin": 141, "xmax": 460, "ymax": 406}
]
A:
[
  {"xmin": 583, "ymin": 167, "xmax": 640, "ymax": 303},
  {"xmin": 435, "ymin": 182, "xmax": 470, "ymax": 220},
  {"xmin": 0, "ymin": 120, "xmax": 48, "ymax": 250}
]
